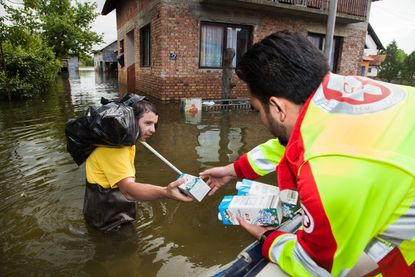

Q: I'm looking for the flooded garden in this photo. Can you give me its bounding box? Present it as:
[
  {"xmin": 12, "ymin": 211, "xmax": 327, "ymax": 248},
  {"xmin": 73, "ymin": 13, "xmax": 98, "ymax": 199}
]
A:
[{"xmin": 0, "ymin": 68, "xmax": 277, "ymax": 276}]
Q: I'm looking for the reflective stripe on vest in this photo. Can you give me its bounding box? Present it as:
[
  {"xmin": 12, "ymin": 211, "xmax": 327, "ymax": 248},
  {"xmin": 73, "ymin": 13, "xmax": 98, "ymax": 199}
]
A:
[
  {"xmin": 247, "ymin": 139, "xmax": 285, "ymax": 176},
  {"xmin": 268, "ymin": 233, "xmax": 332, "ymax": 277}
]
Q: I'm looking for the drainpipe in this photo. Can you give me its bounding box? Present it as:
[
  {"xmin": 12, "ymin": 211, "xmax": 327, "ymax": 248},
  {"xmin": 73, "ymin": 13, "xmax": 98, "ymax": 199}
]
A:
[{"xmin": 324, "ymin": 0, "xmax": 338, "ymax": 67}]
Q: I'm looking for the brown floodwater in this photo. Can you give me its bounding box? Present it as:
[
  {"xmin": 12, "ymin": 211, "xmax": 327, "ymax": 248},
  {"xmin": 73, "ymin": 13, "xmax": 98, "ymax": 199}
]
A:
[{"xmin": 0, "ymin": 68, "xmax": 277, "ymax": 276}]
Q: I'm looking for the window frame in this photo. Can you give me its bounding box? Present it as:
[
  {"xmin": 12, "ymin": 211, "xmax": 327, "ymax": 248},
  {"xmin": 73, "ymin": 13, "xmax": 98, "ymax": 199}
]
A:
[
  {"xmin": 307, "ymin": 32, "xmax": 342, "ymax": 73},
  {"xmin": 140, "ymin": 24, "xmax": 151, "ymax": 67},
  {"xmin": 199, "ymin": 21, "xmax": 252, "ymax": 69}
]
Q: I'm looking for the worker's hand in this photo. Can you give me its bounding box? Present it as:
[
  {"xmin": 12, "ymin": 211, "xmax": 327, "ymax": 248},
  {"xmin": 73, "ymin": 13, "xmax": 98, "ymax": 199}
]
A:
[
  {"xmin": 166, "ymin": 178, "xmax": 194, "ymax": 202},
  {"xmin": 199, "ymin": 164, "xmax": 237, "ymax": 196},
  {"xmin": 237, "ymin": 215, "xmax": 272, "ymax": 240}
]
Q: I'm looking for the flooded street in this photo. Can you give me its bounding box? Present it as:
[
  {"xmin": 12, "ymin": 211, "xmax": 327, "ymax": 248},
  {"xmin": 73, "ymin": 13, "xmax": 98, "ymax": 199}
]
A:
[{"xmin": 0, "ymin": 68, "xmax": 276, "ymax": 276}]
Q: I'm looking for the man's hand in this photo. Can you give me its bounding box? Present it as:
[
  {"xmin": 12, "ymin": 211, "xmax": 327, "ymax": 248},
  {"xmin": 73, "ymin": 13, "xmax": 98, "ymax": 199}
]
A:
[
  {"xmin": 199, "ymin": 164, "xmax": 237, "ymax": 195},
  {"xmin": 237, "ymin": 216, "xmax": 269, "ymax": 239},
  {"xmin": 166, "ymin": 178, "xmax": 194, "ymax": 202}
]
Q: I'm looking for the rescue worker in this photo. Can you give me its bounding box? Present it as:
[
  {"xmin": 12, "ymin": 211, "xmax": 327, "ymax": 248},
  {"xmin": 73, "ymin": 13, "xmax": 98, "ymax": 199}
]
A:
[
  {"xmin": 84, "ymin": 95, "xmax": 193, "ymax": 232},
  {"xmin": 200, "ymin": 30, "xmax": 415, "ymax": 276}
]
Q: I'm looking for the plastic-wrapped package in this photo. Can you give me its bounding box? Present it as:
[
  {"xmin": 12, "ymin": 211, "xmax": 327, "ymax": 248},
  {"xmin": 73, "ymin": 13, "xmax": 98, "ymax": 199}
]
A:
[{"xmin": 65, "ymin": 101, "xmax": 138, "ymax": 165}]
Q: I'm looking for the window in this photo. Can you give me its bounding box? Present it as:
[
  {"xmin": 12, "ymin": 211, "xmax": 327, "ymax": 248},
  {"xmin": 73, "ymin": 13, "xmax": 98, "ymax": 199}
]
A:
[
  {"xmin": 140, "ymin": 24, "xmax": 151, "ymax": 67},
  {"xmin": 307, "ymin": 33, "xmax": 342, "ymax": 73},
  {"xmin": 200, "ymin": 22, "xmax": 251, "ymax": 68},
  {"xmin": 360, "ymin": 66, "xmax": 366, "ymax": 76}
]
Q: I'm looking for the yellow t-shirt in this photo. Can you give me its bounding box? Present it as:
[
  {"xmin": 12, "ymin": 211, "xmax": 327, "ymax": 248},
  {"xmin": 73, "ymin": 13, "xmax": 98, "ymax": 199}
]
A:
[{"xmin": 86, "ymin": 145, "xmax": 136, "ymax": 189}]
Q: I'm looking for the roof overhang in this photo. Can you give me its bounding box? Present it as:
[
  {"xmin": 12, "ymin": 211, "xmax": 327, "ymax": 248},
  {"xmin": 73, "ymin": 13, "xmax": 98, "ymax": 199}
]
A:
[
  {"xmin": 102, "ymin": 0, "xmax": 118, "ymax": 15},
  {"xmin": 368, "ymin": 23, "xmax": 384, "ymax": 50}
]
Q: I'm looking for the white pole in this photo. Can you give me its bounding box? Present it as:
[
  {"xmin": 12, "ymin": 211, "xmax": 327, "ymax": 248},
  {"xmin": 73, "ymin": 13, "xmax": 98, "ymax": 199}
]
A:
[{"xmin": 140, "ymin": 141, "xmax": 183, "ymax": 175}]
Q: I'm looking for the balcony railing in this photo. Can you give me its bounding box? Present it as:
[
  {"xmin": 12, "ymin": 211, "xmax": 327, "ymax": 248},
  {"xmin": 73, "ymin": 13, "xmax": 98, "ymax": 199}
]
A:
[
  {"xmin": 201, "ymin": 0, "xmax": 370, "ymax": 22},
  {"xmin": 271, "ymin": 0, "xmax": 368, "ymax": 17}
]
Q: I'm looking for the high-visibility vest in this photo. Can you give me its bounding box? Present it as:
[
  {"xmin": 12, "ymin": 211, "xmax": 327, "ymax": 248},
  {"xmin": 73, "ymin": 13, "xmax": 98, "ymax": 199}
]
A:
[{"xmin": 234, "ymin": 73, "xmax": 415, "ymax": 276}]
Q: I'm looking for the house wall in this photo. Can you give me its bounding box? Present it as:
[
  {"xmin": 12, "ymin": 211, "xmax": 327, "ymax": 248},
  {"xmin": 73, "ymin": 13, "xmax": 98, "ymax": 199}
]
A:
[
  {"xmin": 102, "ymin": 42, "xmax": 118, "ymax": 62},
  {"xmin": 367, "ymin": 65, "xmax": 379, "ymax": 77},
  {"xmin": 68, "ymin": 56, "xmax": 79, "ymax": 71},
  {"xmin": 94, "ymin": 42, "xmax": 119, "ymax": 72},
  {"xmin": 116, "ymin": 0, "xmax": 138, "ymax": 29},
  {"xmin": 116, "ymin": 0, "xmax": 139, "ymax": 89},
  {"xmin": 116, "ymin": 0, "xmax": 368, "ymax": 100},
  {"xmin": 364, "ymin": 34, "xmax": 379, "ymax": 56},
  {"xmin": 94, "ymin": 53, "xmax": 103, "ymax": 71}
]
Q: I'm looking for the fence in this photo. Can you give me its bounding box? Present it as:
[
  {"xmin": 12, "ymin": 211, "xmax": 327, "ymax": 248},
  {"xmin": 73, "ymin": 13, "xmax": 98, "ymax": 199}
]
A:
[{"xmin": 202, "ymin": 98, "xmax": 252, "ymax": 111}]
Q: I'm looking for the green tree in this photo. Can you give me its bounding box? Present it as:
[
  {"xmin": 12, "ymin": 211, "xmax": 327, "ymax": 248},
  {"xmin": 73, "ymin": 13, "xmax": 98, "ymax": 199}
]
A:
[
  {"xmin": 0, "ymin": 0, "xmax": 103, "ymax": 99},
  {"xmin": 80, "ymin": 55, "xmax": 94, "ymax": 67},
  {"xmin": 38, "ymin": 0, "xmax": 103, "ymax": 60},
  {"xmin": 0, "ymin": 22, "xmax": 60, "ymax": 99},
  {"xmin": 401, "ymin": 51, "xmax": 415, "ymax": 84},
  {"xmin": 2, "ymin": 0, "xmax": 102, "ymax": 61},
  {"xmin": 378, "ymin": 41, "xmax": 406, "ymax": 82}
]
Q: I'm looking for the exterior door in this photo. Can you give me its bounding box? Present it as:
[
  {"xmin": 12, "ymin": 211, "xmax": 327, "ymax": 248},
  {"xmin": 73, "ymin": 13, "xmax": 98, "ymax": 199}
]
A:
[{"xmin": 126, "ymin": 30, "xmax": 135, "ymax": 92}]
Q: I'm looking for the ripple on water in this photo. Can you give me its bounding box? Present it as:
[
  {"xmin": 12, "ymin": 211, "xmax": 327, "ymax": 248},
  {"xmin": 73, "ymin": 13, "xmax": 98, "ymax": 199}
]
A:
[{"xmin": 0, "ymin": 70, "xmax": 267, "ymax": 276}]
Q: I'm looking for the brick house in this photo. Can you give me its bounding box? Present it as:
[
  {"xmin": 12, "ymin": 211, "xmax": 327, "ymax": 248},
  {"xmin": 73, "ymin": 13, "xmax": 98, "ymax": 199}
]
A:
[
  {"xmin": 361, "ymin": 23, "xmax": 385, "ymax": 77},
  {"xmin": 102, "ymin": 0, "xmax": 377, "ymax": 101}
]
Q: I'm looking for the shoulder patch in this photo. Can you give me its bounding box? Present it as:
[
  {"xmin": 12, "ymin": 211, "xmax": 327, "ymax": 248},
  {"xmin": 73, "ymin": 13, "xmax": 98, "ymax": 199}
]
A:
[{"xmin": 312, "ymin": 74, "xmax": 406, "ymax": 114}]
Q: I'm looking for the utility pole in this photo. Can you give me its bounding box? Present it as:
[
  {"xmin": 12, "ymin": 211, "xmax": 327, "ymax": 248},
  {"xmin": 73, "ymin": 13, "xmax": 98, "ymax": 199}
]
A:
[{"xmin": 324, "ymin": 0, "xmax": 338, "ymax": 68}]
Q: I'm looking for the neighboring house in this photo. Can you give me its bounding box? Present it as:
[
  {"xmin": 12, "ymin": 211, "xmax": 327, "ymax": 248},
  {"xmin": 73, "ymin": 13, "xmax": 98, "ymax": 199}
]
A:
[
  {"xmin": 61, "ymin": 56, "xmax": 79, "ymax": 73},
  {"xmin": 94, "ymin": 41, "xmax": 118, "ymax": 73},
  {"xmin": 361, "ymin": 23, "xmax": 385, "ymax": 77},
  {"xmin": 102, "ymin": 0, "xmax": 378, "ymax": 101}
]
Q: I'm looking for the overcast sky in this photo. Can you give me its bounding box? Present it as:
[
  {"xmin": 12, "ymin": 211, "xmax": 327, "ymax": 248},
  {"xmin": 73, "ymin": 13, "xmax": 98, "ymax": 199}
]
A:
[
  {"xmin": 369, "ymin": 0, "xmax": 415, "ymax": 54},
  {"xmin": 89, "ymin": 0, "xmax": 117, "ymax": 50}
]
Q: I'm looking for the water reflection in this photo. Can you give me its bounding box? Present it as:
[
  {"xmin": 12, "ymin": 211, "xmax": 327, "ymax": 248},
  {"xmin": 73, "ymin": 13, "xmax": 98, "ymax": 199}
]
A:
[
  {"xmin": 184, "ymin": 110, "xmax": 201, "ymax": 125},
  {"xmin": 0, "ymin": 69, "xmax": 275, "ymax": 276},
  {"xmin": 196, "ymin": 127, "xmax": 221, "ymax": 164},
  {"xmin": 196, "ymin": 126, "xmax": 244, "ymax": 164}
]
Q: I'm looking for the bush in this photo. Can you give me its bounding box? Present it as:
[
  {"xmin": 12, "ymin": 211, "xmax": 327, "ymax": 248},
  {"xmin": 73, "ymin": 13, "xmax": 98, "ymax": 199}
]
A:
[{"xmin": 0, "ymin": 36, "xmax": 60, "ymax": 99}]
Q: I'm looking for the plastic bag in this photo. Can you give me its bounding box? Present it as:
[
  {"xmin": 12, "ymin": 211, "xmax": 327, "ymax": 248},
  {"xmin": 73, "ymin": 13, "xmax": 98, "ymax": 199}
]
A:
[{"xmin": 65, "ymin": 101, "xmax": 138, "ymax": 166}]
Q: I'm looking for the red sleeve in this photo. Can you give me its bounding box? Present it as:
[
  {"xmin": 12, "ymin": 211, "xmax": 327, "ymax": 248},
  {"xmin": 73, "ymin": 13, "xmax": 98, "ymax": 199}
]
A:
[
  {"xmin": 262, "ymin": 230, "xmax": 285, "ymax": 259},
  {"xmin": 233, "ymin": 153, "xmax": 261, "ymax": 180}
]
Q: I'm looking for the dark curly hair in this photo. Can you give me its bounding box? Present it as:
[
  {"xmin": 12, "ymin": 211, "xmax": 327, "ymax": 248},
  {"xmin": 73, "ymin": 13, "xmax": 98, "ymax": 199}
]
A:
[
  {"xmin": 120, "ymin": 93, "xmax": 158, "ymax": 119},
  {"xmin": 132, "ymin": 100, "xmax": 158, "ymax": 120},
  {"xmin": 236, "ymin": 30, "xmax": 329, "ymax": 105}
]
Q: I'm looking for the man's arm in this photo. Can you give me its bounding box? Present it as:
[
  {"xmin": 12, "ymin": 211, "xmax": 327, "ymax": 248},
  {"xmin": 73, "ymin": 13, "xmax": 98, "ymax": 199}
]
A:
[
  {"xmin": 240, "ymin": 156, "xmax": 413, "ymax": 276},
  {"xmin": 117, "ymin": 177, "xmax": 193, "ymax": 202},
  {"xmin": 234, "ymin": 138, "xmax": 285, "ymax": 179},
  {"xmin": 200, "ymin": 139, "xmax": 285, "ymax": 195}
]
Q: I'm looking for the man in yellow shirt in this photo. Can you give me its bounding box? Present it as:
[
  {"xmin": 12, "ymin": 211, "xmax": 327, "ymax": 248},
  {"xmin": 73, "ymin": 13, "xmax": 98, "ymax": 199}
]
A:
[{"xmin": 84, "ymin": 95, "xmax": 192, "ymax": 231}]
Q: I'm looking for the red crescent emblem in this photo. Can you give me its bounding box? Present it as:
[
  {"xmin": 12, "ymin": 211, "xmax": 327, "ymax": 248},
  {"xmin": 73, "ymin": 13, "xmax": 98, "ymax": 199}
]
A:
[
  {"xmin": 303, "ymin": 214, "xmax": 311, "ymax": 229},
  {"xmin": 323, "ymin": 76, "xmax": 391, "ymax": 105}
]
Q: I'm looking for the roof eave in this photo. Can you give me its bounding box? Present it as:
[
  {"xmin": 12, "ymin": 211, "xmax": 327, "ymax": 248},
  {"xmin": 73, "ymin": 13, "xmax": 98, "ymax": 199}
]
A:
[
  {"xmin": 368, "ymin": 23, "xmax": 385, "ymax": 50},
  {"xmin": 102, "ymin": 0, "xmax": 117, "ymax": 15}
]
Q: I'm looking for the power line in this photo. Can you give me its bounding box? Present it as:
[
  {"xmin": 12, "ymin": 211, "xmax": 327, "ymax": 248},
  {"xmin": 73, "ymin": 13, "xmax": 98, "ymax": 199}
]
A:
[{"xmin": 371, "ymin": 5, "xmax": 415, "ymax": 26}]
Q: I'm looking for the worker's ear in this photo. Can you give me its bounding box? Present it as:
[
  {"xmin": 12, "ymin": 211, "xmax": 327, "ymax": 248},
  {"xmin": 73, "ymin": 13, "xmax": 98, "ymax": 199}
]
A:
[{"xmin": 269, "ymin": 97, "xmax": 287, "ymax": 122}]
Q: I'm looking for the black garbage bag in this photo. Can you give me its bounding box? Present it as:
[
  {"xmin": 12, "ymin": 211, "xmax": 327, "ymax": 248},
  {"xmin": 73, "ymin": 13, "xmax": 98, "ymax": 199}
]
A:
[{"xmin": 65, "ymin": 101, "xmax": 138, "ymax": 166}]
